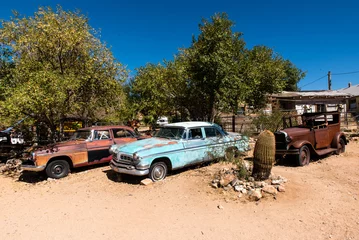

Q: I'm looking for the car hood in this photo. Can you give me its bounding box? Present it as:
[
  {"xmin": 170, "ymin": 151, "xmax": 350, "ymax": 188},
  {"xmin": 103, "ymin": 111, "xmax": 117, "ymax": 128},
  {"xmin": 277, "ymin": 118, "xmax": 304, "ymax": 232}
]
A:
[
  {"xmin": 280, "ymin": 127, "xmax": 311, "ymax": 137},
  {"xmin": 112, "ymin": 137, "xmax": 181, "ymax": 155}
]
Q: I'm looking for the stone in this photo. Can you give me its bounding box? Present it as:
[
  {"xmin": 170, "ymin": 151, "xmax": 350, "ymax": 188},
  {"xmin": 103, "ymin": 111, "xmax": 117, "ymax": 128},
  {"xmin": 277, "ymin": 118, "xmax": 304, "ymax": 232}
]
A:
[
  {"xmin": 240, "ymin": 188, "xmax": 247, "ymax": 194},
  {"xmin": 217, "ymin": 205, "xmax": 224, "ymax": 210},
  {"xmin": 254, "ymin": 181, "xmax": 263, "ymax": 188},
  {"xmin": 248, "ymin": 190, "xmax": 262, "ymax": 201},
  {"xmin": 262, "ymin": 185, "xmax": 278, "ymax": 195},
  {"xmin": 223, "ymin": 186, "xmax": 231, "ymax": 191},
  {"xmin": 277, "ymin": 185, "xmax": 286, "ymax": 192},
  {"xmin": 271, "ymin": 179, "xmax": 282, "ymax": 185},
  {"xmin": 238, "ymin": 193, "xmax": 243, "ymax": 198},
  {"xmin": 212, "ymin": 179, "xmax": 219, "ymax": 183},
  {"xmin": 211, "ymin": 182, "xmax": 219, "ymax": 189},
  {"xmin": 248, "ymin": 177, "xmax": 255, "ymax": 182},
  {"xmin": 230, "ymin": 178, "xmax": 240, "ymax": 186},
  {"xmin": 219, "ymin": 174, "xmax": 236, "ymax": 187},
  {"xmin": 140, "ymin": 178, "xmax": 153, "ymax": 186},
  {"xmin": 234, "ymin": 185, "xmax": 243, "ymax": 192}
]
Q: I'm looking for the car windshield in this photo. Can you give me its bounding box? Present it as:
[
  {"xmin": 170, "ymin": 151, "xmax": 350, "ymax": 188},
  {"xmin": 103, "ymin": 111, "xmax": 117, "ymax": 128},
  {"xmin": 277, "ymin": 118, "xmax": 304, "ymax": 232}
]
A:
[
  {"xmin": 71, "ymin": 130, "xmax": 92, "ymax": 141},
  {"xmin": 154, "ymin": 127, "xmax": 185, "ymax": 140}
]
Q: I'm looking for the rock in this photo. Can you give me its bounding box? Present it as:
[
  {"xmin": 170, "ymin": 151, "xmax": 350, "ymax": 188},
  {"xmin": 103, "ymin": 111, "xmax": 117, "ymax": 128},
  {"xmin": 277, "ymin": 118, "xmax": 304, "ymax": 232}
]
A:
[
  {"xmin": 230, "ymin": 178, "xmax": 239, "ymax": 186},
  {"xmin": 254, "ymin": 181, "xmax": 263, "ymax": 188},
  {"xmin": 271, "ymin": 179, "xmax": 282, "ymax": 185},
  {"xmin": 248, "ymin": 190, "xmax": 262, "ymax": 201},
  {"xmin": 211, "ymin": 182, "xmax": 219, "ymax": 189},
  {"xmin": 240, "ymin": 188, "xmax": 247, "ymax": 194},
  {"xmin": 217, "ymin": 205, "xmax": 224, "ymax": 210},
  {"xmin": 140, "ymin": 178, "xmax": 153, "ymax": 186},
  {"xmin": 47, "ymin": 178, "xmax": 56, "ymax": 182},
  {"xmin": 248, "ymin": 177, "xmax": 255, "ymax": 182},
  {"xmin": 234, "ymin": 185, "xmax": 243, "ymax": 192},
  {"xmin": 277, "ymin": 185, "xmax": 286, "ymax": 192},
  {"xmin": 219, "ymin": 174, "xmax": 236, "ymax": 187},
  {"xmin": 262, "ymin": 185, "xmax": 277, "ymax": 195},
  {"xmin": 223, "ymin": 186, "xmax": 231, "ymax": 191},
  {"xmin": 238, "ymin": 193, "xmax": 243, "ymax": 198},
  {"xmin": 212, "ymin": 179, "xmax": 219, "ymax": 184}
]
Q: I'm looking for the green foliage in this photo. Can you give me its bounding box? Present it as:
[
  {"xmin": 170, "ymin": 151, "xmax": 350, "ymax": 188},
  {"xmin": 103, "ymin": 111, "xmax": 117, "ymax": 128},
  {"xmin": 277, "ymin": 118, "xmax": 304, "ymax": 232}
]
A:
[
  {"xmin": 243, "ymin": 46, "xmax": 306, "ymax": 108},
  {"xmin": 128, "ymin": 13, "xmax": 305, "ymax": 121},
  {"xmin": 252, "ymin": 109, "xmax": 287, "ymax": 132},
  {"xmin": 0, "ymin": 6, "xmax": 127, "ymax": 138},
  {"xmin": 183, "ymin": 13, "xmax": 246, "ymax": 121},
  {"xmin": 252, "ymin": 130, "xmax": 275, "ymax": 180}
]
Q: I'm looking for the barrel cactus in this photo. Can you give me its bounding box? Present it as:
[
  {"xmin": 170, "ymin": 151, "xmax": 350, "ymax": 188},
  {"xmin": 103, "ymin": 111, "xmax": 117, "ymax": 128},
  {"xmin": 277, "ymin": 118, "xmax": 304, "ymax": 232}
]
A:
[{"xmin": 252, "ymin": 130, "xmax": 275, "ymax": 180}]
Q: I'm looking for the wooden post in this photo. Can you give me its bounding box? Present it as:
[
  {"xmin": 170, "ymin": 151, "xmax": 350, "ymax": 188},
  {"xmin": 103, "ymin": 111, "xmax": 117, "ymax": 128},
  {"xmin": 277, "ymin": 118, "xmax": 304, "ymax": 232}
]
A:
[
  {"xmin": 232, "ymin": 115, "xmax": 236, "ymax": 132},
  {"xmin": 328, "ymin": 71, "xmax": 332, "ymax": 90}
]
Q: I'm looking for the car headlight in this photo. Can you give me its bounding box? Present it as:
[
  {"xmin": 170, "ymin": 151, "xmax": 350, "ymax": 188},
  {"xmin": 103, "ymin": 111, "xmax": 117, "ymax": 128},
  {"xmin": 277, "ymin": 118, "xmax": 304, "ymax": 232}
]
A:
[
  {"xmin": 286, "ymin": 136, "xmax": 292, "ymax": 143},
  {"xmin": 109, "ymin": 145, "xmax": 117, "ymax": 155}
]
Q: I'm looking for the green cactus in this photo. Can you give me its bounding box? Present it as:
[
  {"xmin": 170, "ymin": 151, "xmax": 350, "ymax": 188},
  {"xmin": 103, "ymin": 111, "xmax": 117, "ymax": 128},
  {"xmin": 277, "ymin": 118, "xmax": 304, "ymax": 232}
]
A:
[{"xmin": 252, "ymin": 130, "xmax": 275, "ymax": 180}]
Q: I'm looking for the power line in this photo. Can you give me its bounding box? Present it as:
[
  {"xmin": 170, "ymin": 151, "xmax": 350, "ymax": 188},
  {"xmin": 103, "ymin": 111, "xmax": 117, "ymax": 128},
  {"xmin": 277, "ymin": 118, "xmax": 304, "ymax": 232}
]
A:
[
  {"xmin": 300, "ymin": 74, "xmax": 327, "ymax": 88},
  {"xmin": 332, "ymin": 70, "xmax": 359, "ymax": 76}
]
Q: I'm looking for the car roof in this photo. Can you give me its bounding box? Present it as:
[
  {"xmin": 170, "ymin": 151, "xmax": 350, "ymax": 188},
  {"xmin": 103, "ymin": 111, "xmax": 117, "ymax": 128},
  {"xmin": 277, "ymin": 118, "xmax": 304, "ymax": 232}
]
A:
[
  {"xmin": 79, "ymin": 125, "xmax": 134, "ymax": 131},
  {"xmin": 165, "ymin": 121, "xmax": 214, "ymax": 128}
]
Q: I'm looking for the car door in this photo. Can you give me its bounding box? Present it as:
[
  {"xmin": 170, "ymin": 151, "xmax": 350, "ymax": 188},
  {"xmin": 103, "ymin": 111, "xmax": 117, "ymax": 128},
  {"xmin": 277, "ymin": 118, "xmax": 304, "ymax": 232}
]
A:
[
  {"xmin": 182, "ymin": 127, "xmax": 206, "ymax": 165},
  {"xmin": 313, "ymin": 116, "xmax": 331, "ymax": 149},
  {"xmin": 203, "ymin": 127, "xmax": 226, "ymax": 161},
  {"xmin": 112, "ymin": 128, "xmax": 137, "ymax": 145},
  {"xmin": 86, "ymin": 129, "xmax": 114, "ymax": 163}
]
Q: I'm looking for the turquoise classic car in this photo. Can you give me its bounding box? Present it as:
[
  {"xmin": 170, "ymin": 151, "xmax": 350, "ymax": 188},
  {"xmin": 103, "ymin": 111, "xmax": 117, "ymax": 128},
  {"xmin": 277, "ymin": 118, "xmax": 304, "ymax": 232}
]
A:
[{"xmin": 109, "ymin": 122, "xmax": 249, "ymax": 181}]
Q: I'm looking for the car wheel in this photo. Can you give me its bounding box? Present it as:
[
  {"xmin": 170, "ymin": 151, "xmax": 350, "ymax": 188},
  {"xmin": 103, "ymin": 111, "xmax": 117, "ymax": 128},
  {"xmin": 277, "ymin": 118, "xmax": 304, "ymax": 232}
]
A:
[
  {"xmin": 297, "ymin": 145, "xmax": 310, "ymax": 166},
  {"xmin": 149, "ymin": 162, "xmax": 168, "ymax": 181},
  {"xmin": 336, "ymin": 138, "xmax": 346, "ymax": 155},
  {"xmin": 45, "ymin": 160, "xmax": 70, "ymax": 179},
  {"xmin": 225, "ymin": 147, "xmax": 239, "ymax": 161}
]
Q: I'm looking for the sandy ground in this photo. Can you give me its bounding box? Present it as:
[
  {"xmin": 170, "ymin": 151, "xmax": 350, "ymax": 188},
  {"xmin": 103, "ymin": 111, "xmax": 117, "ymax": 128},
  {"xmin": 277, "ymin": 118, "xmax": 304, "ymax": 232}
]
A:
[{"xmin": 0, "ymin": 142, "xmax": 359, "ymax": 240}]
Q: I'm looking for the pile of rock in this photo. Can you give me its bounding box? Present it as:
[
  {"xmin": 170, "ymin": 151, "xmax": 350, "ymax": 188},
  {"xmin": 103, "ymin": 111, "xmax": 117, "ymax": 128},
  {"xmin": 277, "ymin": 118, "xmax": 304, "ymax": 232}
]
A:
[
  {"xmin": 0, "ymin": 159, "xmax": 22, "ymax": 175},
  {"xmin": 211, "ymin": 167, "xmax": 287, "ymax": 201}
]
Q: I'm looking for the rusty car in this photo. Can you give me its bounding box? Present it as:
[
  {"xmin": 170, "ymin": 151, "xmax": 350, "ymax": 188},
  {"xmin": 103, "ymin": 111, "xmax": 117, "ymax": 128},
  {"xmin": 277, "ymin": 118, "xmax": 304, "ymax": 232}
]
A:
[
  {"xmin": 274, "ymin": 111, "xmax": 347, "ymax": 166},
  {"xmin": 109, "ymin": 121, "xmax": 249, "ymax": 181},
  {"xmin": 22, "ymin": 125, "xmax": 148, "ymax": 178}
]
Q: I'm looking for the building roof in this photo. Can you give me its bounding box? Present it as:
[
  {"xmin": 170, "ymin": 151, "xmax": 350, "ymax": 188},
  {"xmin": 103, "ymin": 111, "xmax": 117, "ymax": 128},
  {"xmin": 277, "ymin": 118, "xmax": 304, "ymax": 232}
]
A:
[
  {"xmin": 337, "ymin": 84, "xmax": 359, "ymax": 96},
  {"xmin": 272, "ymin": 90, "xmax": 351, "ymax": 98}
]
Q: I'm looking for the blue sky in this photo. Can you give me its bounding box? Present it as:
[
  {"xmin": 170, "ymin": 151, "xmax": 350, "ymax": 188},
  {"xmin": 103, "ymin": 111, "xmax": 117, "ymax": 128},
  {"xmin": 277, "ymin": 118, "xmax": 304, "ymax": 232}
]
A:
[{"xmin": 1, "ymin": 0, "xmax": 359, "ymax": 91}]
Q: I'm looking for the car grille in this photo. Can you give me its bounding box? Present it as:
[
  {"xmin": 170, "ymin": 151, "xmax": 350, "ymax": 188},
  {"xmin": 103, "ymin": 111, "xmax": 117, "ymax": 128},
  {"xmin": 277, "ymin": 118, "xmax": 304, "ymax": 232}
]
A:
[
  {"xmin": 275, "ymin": 132, "xmax": 287, "ymax": 150},
  {"xmin": 112, "ymin": 153, "xmax": 134, "ymax": 164}
]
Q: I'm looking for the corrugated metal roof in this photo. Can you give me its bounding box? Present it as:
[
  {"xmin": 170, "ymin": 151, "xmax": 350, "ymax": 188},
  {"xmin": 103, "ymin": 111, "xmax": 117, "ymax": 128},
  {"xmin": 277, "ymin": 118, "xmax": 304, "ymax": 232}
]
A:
[
  {"xmin": 337, "ymin": 84, "xmax": 359, "ymax": 96},
  {"xmin": 272, "ymin": 90, "xmax": 351, "ymax": 98}
]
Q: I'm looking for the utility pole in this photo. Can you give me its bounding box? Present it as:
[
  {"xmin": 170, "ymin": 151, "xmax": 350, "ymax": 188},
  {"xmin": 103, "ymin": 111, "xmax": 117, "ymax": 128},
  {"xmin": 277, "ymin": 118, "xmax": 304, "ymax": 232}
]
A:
[{"xmin": 328, "ymin": 71, "xmax": 332, "ymax": 90}]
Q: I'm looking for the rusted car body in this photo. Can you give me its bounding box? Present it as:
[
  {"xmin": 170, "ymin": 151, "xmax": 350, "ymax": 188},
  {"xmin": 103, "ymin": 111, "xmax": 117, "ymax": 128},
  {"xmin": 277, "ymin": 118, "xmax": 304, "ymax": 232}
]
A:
[
  {"xmin": 22, "ymin": 125, "xmax": 148, "ymax": 178},
  {"xmin": 275, "ymin": 111, "xmax": 347, "ymax": 166}
]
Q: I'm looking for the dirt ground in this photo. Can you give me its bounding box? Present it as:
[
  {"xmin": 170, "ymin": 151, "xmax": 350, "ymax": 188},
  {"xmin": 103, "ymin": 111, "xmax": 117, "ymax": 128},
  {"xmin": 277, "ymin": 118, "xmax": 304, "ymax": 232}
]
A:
[{"xmin": 1, "ymin": 142, "xmax": 359, "ymax": 240}]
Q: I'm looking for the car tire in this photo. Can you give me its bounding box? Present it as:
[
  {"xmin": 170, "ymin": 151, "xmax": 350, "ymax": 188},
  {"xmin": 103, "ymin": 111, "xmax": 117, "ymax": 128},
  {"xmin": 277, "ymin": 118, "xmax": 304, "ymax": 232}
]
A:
[
  {"xmin": 45, "ymin": 160, "xmax": 70, "ymax": 179},
  {"xmin": 297, "ymin": 145, "xmax": 310, "ymax": 166},
  {"xmin": 149, "ymin": 162, "xmax": 168, "ymax": 181},
  {"xmin": 335, "ymin": 138, "xmax": 346, "ymax": 155}
]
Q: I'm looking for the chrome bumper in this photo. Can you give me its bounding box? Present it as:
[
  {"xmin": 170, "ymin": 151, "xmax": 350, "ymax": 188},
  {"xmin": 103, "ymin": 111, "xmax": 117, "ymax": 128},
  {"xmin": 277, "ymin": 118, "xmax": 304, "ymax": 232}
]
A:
[
  {"xmin": 21, "ymin": 164, "xmax": 46, "ymax": 172},
  {"xmin": 110, "ymin": 161, "xmax": 149, "ymax": 176},
  {"xmin": 275, "ymin": 149, "xmax": 300, "ymax": 155}
]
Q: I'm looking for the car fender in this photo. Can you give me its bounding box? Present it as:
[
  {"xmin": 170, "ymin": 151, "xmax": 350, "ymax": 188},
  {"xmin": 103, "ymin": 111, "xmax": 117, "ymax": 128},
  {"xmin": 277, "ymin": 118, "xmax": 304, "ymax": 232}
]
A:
[
  {"xmin": 290, "ymin": 140, "xmax": 314, "ymax": 150},
  {"xmin": 331, "ymin": 132, "xmax": 347, "ymax": 148}
]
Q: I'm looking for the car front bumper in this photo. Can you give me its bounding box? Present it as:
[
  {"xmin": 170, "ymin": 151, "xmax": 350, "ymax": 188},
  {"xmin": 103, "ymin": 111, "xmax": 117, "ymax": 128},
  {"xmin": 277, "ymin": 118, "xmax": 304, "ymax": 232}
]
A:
[
  {"xmin": 110, "ymin": 161, "xmax": 149, "ymax": 176},
  {"xmin": 275, "ymin": 149, "xmax": 300, "ymax": 156},
  {"xmin": 21, "ymin": 164, "xmax": 46, "ymax": 172}
]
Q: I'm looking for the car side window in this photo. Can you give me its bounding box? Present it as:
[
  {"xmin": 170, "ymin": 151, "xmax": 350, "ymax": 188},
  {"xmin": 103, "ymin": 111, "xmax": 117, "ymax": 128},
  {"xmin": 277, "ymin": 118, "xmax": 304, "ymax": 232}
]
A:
[
  {"xmin": 188, "ymin": 128, "xmax": 203, "ymax": 140},
  {"xmin": 204, "ymin": 127, "xmax": 222, "ymax": 138},
  {"xmin": 113, "ymin": 129, "xmax": 134, "ymax": 138},
  {"xmin": 93, "ymin": 130, "xmax": 110, "ymax": 140}
]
